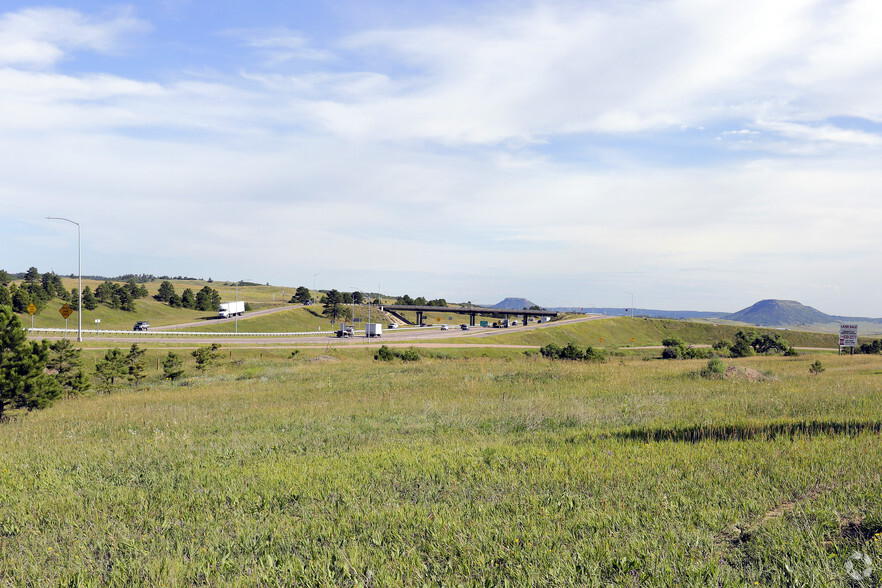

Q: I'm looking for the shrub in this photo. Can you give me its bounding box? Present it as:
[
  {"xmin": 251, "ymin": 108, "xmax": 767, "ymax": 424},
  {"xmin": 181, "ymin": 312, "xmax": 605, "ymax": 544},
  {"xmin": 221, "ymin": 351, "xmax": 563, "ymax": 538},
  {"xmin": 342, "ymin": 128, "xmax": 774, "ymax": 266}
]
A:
[
  {"xmin": 162, "ymin": 352, "xmax": 185, "ymax": 380},
  {"xmin": 684, "ymin": 346, "xmax": 713, "ymax": 360},
  {"xmin": 809, "ymin": 360, "xmax": 825, "ymax": 375},
  {"xmin": 700, "ymin": 357, "xmax": 727, "ymax": 378},
  {"xmin": 539, "ymin": 343, "xmax": 562, "ymax": 358},
  {"xmin": 712, "ymin": 339, "xmax": 731, "ymax": 352},
  {"xmin": 397, "ymin": 349, "xmax": 420, "ymax": 362},
  {"xmin": 583, "ymin": 346, "xmax": 606, "ymax": 363},
  {"xmin": 192, "ymin": 343, "xmax": 222, "ymax": 374},
  {"xmin": 661, "ymin": 346, "xmax": 682, "ymax": 359},
  {"xmin": 559, "ymin": 343, "xmax": 584, "ymax": 360},
  {"xmin": 374, "ymin": 345, "xmax": 395, "ymax": 361},
  {"xmin": 661, "ymin": 337, "xmax": 687, "ymax": 359}
]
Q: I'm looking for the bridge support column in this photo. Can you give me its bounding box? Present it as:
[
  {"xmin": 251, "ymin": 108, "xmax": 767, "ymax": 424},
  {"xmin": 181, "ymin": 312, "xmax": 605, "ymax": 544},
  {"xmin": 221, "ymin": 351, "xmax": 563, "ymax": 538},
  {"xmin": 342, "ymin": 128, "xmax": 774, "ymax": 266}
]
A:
[
  {"xmin": 470, "ymin": 313, "xmax": 476, "ymax": 326},
  {"xmin": 523, "ymin": 313, "xmax": 529, "ymax": 326},
  {"xmin": 416, "ymin": 311, "xmax": 423, "ymax": 326}
]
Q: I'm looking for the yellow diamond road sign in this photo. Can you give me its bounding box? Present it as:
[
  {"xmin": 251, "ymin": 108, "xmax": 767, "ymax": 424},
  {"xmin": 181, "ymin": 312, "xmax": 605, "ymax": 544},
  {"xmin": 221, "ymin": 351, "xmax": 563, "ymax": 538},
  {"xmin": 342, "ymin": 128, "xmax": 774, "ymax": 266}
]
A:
[
  {"xmin": 59, "ymin": 303, "xmax": 73, "ymax": 319},
  {"xmin": 27, "ymin": 303, "xmax": 37, "ymax": 315}
]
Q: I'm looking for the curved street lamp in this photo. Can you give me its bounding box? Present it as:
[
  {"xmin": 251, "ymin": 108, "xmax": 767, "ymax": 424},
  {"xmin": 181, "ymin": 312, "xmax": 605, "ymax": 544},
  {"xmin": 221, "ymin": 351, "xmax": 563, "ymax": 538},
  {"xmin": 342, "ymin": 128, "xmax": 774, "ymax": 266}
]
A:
[{"xmin": 46, "ymin": 217, "xmax": 82, "ymax": 342}]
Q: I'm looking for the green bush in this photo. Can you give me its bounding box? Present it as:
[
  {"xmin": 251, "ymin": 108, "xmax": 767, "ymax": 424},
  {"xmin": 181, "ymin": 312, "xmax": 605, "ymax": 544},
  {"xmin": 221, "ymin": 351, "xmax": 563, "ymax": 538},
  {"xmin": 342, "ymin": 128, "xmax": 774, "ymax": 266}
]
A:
[
  {"xmin": 374, "ymin": 345, "xmax": 395, "ymax": 362},
  {"xmin": 397, "ymin": 349, "xmax": 420, "ymax": 362},
  {"xmin": 700, "ymin": 357, "xmax": 727, "ymax": 379}
]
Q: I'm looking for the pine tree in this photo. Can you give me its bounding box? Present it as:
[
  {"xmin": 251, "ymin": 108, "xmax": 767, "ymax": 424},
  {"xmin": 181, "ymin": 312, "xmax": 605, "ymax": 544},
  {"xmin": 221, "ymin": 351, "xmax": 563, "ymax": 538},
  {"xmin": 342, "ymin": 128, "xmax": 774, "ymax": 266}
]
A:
[
  {"xmin": 94, "ymin": 348, "xmax": 127, "ymax": 392},
  {"xmin": 156, "ymin": 280, "xmax": 176, "ymax": 303},
  {"xmin": 1, "ymin": 306, "xmax": 63, "ymax": 420},
  {"xmin": 81, "ymin": 286, "xmax": 98, "ymax": 310},
  {"xmin": 125, "ymin": 344, "xmax": 147, "ymax": 386},
  {"xmin": 162, "ymin": 352, "xmax": 185, "ymax": 380},
  {"xmin": 192, "ymin": 343, "xmax": 222, "ymax": 374},
  {"xmin": 48, "ymin": 339, "xmax": 90, "ymax": 396}
]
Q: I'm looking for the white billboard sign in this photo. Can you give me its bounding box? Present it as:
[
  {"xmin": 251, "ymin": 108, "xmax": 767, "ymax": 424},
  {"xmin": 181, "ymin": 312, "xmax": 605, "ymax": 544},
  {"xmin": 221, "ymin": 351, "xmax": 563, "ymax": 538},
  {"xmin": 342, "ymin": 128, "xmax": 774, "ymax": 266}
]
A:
[{"xmin": 839, "ymin": 324, "xmax": 858, "ymax": 347}]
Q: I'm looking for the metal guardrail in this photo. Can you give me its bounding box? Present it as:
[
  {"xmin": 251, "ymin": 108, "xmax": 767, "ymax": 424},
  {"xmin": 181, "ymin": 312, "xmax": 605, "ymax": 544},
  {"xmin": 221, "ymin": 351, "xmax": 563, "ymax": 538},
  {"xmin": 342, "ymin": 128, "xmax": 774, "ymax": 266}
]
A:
[{"xmin": 26, "ymin": 327, "xmax": 427, "ymax": 338}]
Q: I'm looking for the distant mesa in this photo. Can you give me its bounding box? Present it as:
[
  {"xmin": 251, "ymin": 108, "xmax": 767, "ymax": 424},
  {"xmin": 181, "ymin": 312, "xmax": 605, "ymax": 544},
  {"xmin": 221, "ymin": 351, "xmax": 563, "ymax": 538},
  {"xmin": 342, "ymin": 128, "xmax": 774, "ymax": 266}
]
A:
[
  {"xmin": 490, "ymin": 297, "xmax": 541, "ymax": 310},
  {"xmin": 722, "ymin": 299, "xmax": 832, "ymax": 326}
]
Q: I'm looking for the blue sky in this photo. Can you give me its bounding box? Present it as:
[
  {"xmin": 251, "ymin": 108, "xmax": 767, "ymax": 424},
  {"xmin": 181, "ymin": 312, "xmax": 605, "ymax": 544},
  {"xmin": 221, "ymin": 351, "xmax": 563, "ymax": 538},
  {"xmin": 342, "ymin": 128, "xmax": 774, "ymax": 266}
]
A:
[{"xmin": 2, "ymin": 0, "xmax": 882, "ymax": 315}]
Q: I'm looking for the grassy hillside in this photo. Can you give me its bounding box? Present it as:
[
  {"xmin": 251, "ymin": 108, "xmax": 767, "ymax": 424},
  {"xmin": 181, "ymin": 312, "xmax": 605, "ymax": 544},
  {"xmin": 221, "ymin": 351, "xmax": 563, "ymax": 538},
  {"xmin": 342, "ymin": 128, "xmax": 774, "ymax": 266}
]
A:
[
  {"xmin": 18, "ymin": 279, "xmax": 297, "ymax": 331},
  {"xmin": 181, "ymin": 305, "xmax": 332, "ymax": 333},
  {"xmin": 2, "ymin": 352, "xmax": 881, "ymax": 585},
  {"xmin": 470, "ymin": 317, "xmax": 841, "ymax": 349}
]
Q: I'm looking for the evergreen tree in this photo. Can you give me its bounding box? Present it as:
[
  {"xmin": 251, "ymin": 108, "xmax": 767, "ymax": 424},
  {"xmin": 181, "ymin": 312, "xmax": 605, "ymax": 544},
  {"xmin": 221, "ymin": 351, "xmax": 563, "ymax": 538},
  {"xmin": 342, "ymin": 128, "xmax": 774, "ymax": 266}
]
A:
[
  {"xmin": 291, "ymin": 286, "xmax": 312, "ymax": 305},
  {"xmin": 195, "ymin": 286, "xmax": 221, "ymax": 311},
  {"xmin": 181, "ymin": 288, "xmax": 196, "ymax": 309},
  {"xmin": 162, "ymin": 352, "xmax": 185, "ymax": 380},
  {"xmin": 155, "ymin": 280, "xmax": 176, "ymax": 302},
  {"xmin": 94, "ymin": 348, "xmax": 127, "ymax": 392},
  {"xmin": 69, "ymin": 288, "xmax": 80, "ymax": 311},
  {"xmin": 48, "ymin": 339, "xmax": 90, "ymax": 396},
  {"xmin": 1, "ymin": 306, "xmax": 63, "ymax": 420},
  {"xmin": 0, "ymin": 270, "xmax": 10, "ymax": 286},
  {"xmin": 11, "ymin": 287, "xmax": 31, "ymax": 314},
  {"xmin": 24, "ymin": 267, "xmax": 40, "ymax": 285},
  {"xmin": 0, "ymin": 285, "xmax": 10, "ymax": 307},
  {"xmin": 192, "ymin": 343, "xmax": 222, "ymax": 374},
  {"xmin": 95, "ymin": 281, "xmax": 114, "ymax": 304},
  {"xmin": 81, "ymin": 286, "xmax": 98, "ymax": 310},
  {"xmin": 125, "ymin": 344, "xmax": 147, "ymax": 387},
  {"xmin": 322, "ymin": 289, "xmax": 344, "ymax": 320}
]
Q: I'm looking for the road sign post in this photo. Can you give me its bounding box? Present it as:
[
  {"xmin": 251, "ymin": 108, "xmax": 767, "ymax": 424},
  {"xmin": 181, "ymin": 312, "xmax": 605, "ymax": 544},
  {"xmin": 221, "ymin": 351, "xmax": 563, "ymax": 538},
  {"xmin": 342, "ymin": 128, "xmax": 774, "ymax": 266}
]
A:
[
  {"xmin": 27, "ymin": 303, "xmax": 36, "ymax": 329},
  {"xmin": 59, "ymin": 304, "xmax": 73, "ymax": 338},
  {"xmin": 839, "ymin": 324, "xmax": 858, "ymax": 356}
]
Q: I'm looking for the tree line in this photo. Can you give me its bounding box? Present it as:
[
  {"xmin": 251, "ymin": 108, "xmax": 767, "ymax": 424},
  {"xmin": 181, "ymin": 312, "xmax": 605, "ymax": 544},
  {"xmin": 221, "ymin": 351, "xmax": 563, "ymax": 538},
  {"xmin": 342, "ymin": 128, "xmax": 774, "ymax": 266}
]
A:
[
  {"xmin": 153, "ymin": 280, "xmax": 222, "ymax": 311},
  {"xmin": 1, "ymin": 304, "xmax": 228, "ymax": 422},
  {"xmin": 0, "ymin": 267, "xmax": 149, "ymax": 314}
]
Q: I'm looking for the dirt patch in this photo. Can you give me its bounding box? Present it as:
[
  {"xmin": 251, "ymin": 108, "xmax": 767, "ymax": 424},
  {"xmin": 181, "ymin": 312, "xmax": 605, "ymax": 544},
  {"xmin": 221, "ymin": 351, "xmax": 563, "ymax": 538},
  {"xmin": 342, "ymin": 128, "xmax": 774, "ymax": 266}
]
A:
[
  {"xmin": 718, "ymin": 485, "xmax": 829, "ymax": 547},
  {"xmin": 309, "ymin": 355, "xmax": 339, "ymax": 363},
  {"xmin": 724, "ymin": 366, "xmax": 777, "ymax": 382}
]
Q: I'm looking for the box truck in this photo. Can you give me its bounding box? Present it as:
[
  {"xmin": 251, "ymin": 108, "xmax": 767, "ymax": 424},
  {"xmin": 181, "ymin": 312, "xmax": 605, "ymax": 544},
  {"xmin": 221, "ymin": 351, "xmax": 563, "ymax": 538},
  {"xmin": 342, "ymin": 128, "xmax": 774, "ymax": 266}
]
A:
[
  {"xmin": 218, "ymin": 301, "xmax": 245, "ymax": 318},
  {"xmin": 366, "ymin": 323, "xmax": 383, "ymax": 338}
]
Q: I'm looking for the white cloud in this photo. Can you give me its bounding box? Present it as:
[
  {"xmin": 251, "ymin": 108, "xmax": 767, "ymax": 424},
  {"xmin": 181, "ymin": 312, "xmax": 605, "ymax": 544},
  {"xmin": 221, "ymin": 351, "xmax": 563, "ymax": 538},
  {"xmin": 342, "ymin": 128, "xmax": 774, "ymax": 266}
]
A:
[{"xmin": 0, "ymin": 7, "xmax": 148, "ymax": 68}]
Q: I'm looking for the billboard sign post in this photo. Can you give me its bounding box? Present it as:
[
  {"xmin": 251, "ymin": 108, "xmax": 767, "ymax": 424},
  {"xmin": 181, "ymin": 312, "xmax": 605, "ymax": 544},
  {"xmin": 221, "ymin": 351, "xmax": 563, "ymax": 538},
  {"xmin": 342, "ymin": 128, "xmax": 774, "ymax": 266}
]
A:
[{"xmin": 839, "ymin": 324, "xmax": 858, "ymax": 355}]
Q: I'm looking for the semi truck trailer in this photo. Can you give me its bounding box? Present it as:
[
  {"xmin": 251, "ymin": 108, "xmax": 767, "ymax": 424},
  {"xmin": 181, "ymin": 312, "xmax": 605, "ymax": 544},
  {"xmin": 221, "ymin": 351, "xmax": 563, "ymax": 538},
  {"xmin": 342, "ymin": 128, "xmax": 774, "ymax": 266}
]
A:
[{"xmin": 218, "ymin": 301, "xmax": 245, "ymax": 318}]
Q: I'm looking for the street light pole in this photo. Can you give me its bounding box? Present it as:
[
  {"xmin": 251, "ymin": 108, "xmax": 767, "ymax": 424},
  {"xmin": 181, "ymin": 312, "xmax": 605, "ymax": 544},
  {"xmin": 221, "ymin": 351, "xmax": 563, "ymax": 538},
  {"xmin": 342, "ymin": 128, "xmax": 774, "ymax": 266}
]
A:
[
  {"xmin": 626, "ymin": 292, "xmax": 634, "ymax": 318},
  {"xmin": 47, "ymin": 217, "xmax": 82, "ymax": 342},
  {"xmin": 313, "ymin": 273, "xmax": 320, "ymax": 305},
  {"xmin": 235, "ymin": 279, "xmax": 251, "ymax": 334}
]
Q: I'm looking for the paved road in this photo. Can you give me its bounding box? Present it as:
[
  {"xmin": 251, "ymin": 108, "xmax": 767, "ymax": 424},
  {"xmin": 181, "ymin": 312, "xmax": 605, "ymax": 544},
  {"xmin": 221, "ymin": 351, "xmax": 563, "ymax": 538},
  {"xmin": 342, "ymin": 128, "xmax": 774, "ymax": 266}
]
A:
[
  {"xmin": 151, "ymin": 303, "xmax": 305, "ymax": 330},
  {"xmin": 52, "ymin": 315, "xmax": 610, "ymax": 346}
]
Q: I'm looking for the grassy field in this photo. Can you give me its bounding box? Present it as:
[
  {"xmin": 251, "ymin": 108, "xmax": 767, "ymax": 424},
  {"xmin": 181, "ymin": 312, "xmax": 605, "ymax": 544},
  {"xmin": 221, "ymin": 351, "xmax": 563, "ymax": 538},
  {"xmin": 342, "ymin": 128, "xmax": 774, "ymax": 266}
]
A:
[
  {"xmin": 474, "ymin": 317, "xmax": 841, "ymax": 350},
  {"xmin": 2, "ymin": 346, "xmax": 881, "ymax": 586}
]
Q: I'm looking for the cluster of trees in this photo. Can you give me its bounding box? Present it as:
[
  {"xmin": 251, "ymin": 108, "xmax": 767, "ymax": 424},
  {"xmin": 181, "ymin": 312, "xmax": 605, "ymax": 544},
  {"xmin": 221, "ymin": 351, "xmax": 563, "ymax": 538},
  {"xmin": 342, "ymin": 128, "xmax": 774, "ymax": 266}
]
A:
[
  {"xmin": 154, "ymin": 281, "xmax": 222, "ymax": 311},
  {"xmin": 713, "ymin": 330, "xmax": 798, "ymax": 358},
  {"xmin": 662, "ymin": 330, "xmax": 798, "ymax": 360},
  {"xmin": 661, "ymin": 337, "xmax": 714, "ymax": 360},
  {"xmin": 858, "ymin": 339, "xmax": 882, "ymax": 354},
  {"xmin": 289, "ymin": 286, "xmax": 313, "ymax": 305},
  {"xmin": 318, "ymin": 290, "xmax": 384, "ymax": 321},
  {"xmin": 0, "ymin": 267, "xmax": 150, "ymax": 314},
  {"xmin": 539, "ymin": 343, "xmax": 606, "ymax": 362},
  {"xmin": 2, "ymin": 303, "xmax": 232, "ymax": 421},
  {"xmin": 394, "ymin": 295, "xmax": 447, "ymax": 307},
  {"xmin": 374, "ymin": 345, "xmax": 420, "ymax": 362}
]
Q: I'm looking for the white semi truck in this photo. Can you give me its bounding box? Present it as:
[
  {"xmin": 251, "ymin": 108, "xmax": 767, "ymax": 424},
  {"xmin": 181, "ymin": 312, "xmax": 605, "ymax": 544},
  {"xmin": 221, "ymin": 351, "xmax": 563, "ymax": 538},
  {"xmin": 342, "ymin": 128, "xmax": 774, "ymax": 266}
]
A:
[{"xmin": 218, "ymin": 301, "xmax": 245, "ymax": 318}]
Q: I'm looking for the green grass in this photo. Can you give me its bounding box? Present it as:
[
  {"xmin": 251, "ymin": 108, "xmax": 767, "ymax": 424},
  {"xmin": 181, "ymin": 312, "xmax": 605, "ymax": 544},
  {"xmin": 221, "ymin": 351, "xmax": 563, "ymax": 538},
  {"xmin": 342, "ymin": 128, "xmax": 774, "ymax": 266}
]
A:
[
  {"xmin": 2, "ymin": 349, "xmax": 882, "ymax": 586},
  {"xmin": 472, "ymin": 316, "xmax": 840, "ymax": 349}
]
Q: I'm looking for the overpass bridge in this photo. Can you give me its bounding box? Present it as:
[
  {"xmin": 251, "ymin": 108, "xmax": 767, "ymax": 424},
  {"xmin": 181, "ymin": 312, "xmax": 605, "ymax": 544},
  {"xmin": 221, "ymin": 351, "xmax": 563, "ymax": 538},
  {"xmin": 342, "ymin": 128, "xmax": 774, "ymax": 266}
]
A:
[{"xmin": 380, "ymin": 305, "xmax": 558, "ymax": 327}]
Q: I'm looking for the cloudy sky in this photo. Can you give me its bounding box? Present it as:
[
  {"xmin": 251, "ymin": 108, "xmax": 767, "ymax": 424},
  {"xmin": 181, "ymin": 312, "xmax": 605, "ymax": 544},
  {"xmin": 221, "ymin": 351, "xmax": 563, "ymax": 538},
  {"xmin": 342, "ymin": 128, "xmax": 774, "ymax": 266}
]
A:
[{"xmin": 2, "ymin": 0, "xmax": 882, "ymax": 315}]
